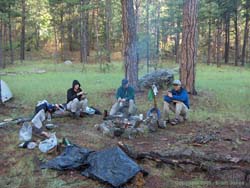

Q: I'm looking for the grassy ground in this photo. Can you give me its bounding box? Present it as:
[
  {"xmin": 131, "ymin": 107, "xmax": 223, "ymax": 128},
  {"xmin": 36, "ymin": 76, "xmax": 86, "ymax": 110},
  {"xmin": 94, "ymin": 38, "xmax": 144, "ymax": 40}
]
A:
[
  {"xmin": 0, "ymin": 60, "xmax": 250, "ymax": 188},
  {"xmin": 1, "ymin": 60, "xmax": 249, "ymax": 122}
]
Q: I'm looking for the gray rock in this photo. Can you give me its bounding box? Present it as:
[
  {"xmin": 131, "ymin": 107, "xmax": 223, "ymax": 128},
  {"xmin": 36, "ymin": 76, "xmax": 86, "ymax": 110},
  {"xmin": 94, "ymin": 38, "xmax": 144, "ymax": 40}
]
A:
[
  {"xmin": 138, "ymin": 69, "xmax": 174, "ymax": 89},
  {"xmin": 64, "ymin": 60, "xmax": 73, "ymax": 65}
]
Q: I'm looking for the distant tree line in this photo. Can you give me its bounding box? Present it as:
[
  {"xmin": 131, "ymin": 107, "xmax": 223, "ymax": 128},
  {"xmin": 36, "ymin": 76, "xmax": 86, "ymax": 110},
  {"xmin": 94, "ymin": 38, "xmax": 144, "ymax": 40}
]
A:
[{"xmin": 0, "ymin": 0, "xmax": 249, "ymax": 68}]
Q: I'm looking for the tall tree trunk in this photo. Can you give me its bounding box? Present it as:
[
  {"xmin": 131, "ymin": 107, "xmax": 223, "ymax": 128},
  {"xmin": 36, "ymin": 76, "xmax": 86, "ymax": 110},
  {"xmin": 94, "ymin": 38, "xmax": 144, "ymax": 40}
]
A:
[
  {"xmin": 0, "ymin": 21, "xmax": 3, "ymax": 68},
  {"xmin": 60, "ymin": 10, "xmax": 65, "ymax": 61},
  {"xmin": 53, "ymin": 25, "xmax": 58, "ymax": 64},
  {"xmin": 95, "ymin": 6, "xmax": 101, "ymax": 65},
  {"xmin": 105, "ymin": 0, "xmax": 111, "ymax": 63},
  {"xmin": 156, "ymin": 1, "xmax": 160, "ymax": 58},
  {"xmin": 224, "ymin": 13, "xmax": 230, "ymax": 64},
  {"xmin": 207, "ymin": 18, "xmax": 212, "ymax": 65},
  {"xmin": 216, "ymin": 19, "xmax": 222, "ymax": 67},
  {"xmin": 8, "ymin": 4, "xmax": 14, "ymax": 64},
  {"xmin": 135, "ymin": 0, "xmax": 140, "ymax": 33},
  {"xmin": 35, "ymin": 26, "xmax": 40, "ymax": 50},
  {"xmin": 80, "ymin": 0, "xmax": 88, "ymax": 64},
  {"xmin": 121, "ymin": 0, "xmax": 139, "ymax": 89},
  {"xmin": 20, "ymin": 0, "xmax": 26, "ymax": 61},
  {"xmin": 146, "ymin": 0, "xmax": 150, "ymax": 73},
  {"xmin": 68, "ymin": 13, "xmax": 73, "ymax": 52},
  {"xmin": 180, "ymin": 0, "xmax": 198, "ymax": 95},
  {"xmin": 241, "ymin": 0, "xmax": 250, "ymax": 66},
  {"xmin": 234, "ymin": 6, "xmax": 239, "ymax": 66},
  {"xmin": 134, "ymin": 0, "xmax": 140, "ymax": 67},
  {"xmin": 175, "ymin": 20, "xmax": 181, "ymax": 64},
  {"xmin": 3, "ymin": 23, "xmax": 7, "ymax": 67}
]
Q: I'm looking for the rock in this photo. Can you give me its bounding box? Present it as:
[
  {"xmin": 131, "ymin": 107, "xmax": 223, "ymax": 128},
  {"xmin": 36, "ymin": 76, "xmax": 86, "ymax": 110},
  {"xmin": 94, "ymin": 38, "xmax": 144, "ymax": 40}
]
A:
[
  {"xmin": 99, "ymin": 121, "xmax": 114, "ymax": 138},
  {"xmin": 193, "ymin": 132, "xmax": 218, "ymax": 144},
  {"xmin": 64, "ymin": 60, "xmax": 73, "ymax": 65},
  {"xmin": 158, "ymin": 120, "xmax": 167, "ymax": 129},
  {"xmin": 138, "ymin": 69, "xmax": 174, "ymax": 89}
]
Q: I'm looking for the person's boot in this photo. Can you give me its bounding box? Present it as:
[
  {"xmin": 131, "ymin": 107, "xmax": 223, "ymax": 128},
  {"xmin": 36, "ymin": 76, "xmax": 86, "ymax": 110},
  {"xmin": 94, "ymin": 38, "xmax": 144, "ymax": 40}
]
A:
[
  {"xmin": 170, "ymin": 118, "xmax": 180, "ymax": 126},
  {"xmin": 70, "ymin": 112, "xmax": 77, "ymax": 119}
]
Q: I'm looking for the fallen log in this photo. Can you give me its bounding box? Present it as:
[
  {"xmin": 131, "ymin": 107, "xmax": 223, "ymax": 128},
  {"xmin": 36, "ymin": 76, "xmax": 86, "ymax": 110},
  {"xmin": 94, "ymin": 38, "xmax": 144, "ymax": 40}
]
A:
[
  {"xmin": 118, "ymin": 142, "xmax": 250, "ymax": 181},
  {"xmin": 0, "ymin": 117, "xmax": 32, "ymax": 128},
  {"xmin": 0, "ymin": 70, "xmax": 46, "ymax": 76},
  {"xmin": 0, "ymin": 111, "xmax": 71, "ymax": 128}
]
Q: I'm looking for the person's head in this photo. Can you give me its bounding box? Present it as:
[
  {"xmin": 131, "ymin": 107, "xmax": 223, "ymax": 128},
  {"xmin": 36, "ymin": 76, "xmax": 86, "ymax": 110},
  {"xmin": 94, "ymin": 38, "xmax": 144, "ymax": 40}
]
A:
[
  {"xmin": 172, "ymin": 80, "xmax": 181, "ymax": 91},
  {"xmin": 121, "ymin": 79, "xmax": 129, "ymax": 88},
  {"xmin": 72, "ymin": 80, "xmax": 81, "ymax": 92}
]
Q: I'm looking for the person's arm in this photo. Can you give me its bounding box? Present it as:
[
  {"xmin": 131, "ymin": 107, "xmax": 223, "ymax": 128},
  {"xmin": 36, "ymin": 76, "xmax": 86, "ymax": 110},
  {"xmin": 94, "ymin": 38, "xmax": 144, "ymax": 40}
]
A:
[
  {"xmin": 164, "ymin": 95, "xmax": 172, "ymax": 103},
  {"xmin": 67, "ymin": 89, "xmax": 77, "ymax": 102},
  {"xmin": 171, "ymin": 90, "xmax": 188, "ymax": 102},
  {"xmin": 116, "ymin": 88, "xmax": 121, "ymax": 100}
]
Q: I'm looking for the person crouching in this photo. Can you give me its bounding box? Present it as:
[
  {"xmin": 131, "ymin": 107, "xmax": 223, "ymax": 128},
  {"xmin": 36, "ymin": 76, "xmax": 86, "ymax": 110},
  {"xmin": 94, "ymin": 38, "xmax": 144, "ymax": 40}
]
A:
[
  {"xmin": 66, "ymin": 80, "xmax": 88, "ymax": 118},
  {"xmin": 162, "ymin": 80, "xmax": 190, "ymax": 125},
  {"xmin": 110, "ymin": 79, "xmax": 137, "ymax": 116}
]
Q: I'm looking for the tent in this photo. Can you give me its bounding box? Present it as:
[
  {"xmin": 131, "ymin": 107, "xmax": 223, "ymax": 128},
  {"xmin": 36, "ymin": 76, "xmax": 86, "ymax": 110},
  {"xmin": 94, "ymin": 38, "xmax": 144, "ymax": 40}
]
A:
[{"xmin": 0, "ymin": 80, "xmax": 13, "ymax": 103}]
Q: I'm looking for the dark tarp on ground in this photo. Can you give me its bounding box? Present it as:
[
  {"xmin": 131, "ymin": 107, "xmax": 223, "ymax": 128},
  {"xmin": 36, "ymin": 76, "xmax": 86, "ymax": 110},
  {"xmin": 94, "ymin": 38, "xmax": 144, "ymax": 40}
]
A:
[
  {"xmin": 41, "ymin": 145, "xmax": 146, "ymax": 187},
  {"xmin": 40, "ymin": 145, "xmax": 92, "ymax": 170},
  {"xmin": 81, "ymin": 146, "xmax": 144, "ymax": 187}
]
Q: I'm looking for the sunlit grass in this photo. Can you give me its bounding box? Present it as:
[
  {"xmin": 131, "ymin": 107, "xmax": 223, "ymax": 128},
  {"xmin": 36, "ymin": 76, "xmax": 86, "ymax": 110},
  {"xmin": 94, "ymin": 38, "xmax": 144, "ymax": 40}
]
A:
[{"xmin": 1, "ymin": 60, "xmax": 249, "ymax": 122}]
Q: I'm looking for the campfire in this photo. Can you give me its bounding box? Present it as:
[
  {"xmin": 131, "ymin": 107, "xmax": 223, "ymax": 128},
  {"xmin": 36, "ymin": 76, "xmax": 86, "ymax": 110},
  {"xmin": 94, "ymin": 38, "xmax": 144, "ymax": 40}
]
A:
[{"xmin": 96, "ymin": 112, "xmax": 166, "ymax": 139}]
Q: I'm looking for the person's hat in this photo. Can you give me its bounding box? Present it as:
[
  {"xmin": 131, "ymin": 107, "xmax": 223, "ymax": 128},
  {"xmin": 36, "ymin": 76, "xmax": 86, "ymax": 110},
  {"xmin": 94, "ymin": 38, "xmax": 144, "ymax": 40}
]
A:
[
  {"xmin": 122, "ymin": 79, "xmax": 129, "ymax": 86},
  {"xmin": 173, "ymin": 80, "xmax": 181, "ymax": 85}
]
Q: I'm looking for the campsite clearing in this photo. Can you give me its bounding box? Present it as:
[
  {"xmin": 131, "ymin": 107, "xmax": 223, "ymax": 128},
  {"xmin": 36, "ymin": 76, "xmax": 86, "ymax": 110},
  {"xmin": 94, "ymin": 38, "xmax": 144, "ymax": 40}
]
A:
[{"xmin": 0, "ymin": 61, "xmax": 250, "ymax": 188}]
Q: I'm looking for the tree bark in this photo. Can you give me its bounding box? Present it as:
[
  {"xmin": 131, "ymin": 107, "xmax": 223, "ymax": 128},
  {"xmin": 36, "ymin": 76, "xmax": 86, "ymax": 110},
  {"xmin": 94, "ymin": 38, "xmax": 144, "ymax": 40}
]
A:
[
  {"xmin": 121, "ymin": 0, "xmax": 139, "ymax": 89},
  {"xmin": 207, "ymin": 18, "xmax": 212, "ymax": 65},
  {"xmin": 224, "ymin": 13, "xmax": 230, "ymax": 64},
  {"xmin": 216, "ymin": 19, "xmax": 222, "ymax": 67},
  {"xmin": 146, "ymin": 0, "xmax": 150, "ymax": 73},
  {"xmin": 53, "ymin": 25, "xmax": 58, "ymax": 64},
  {"xmin": 35, "ymin": 26, "xmax": 40, "ymax": 50},
  {"xmin": 3, "ymin": 23, "xmax": 7, "ymax": 67},
  {"xmin": 175, "ymin": 20, "xmax": 181, "ymax": 64},
  {"xmin": 80, "ymin": 0, "xmax": 88, "ymax": 64},
  {"xmin": 241, "ymin": 0, "xmax": 250, "ymax": 66},
  {"xmin": 95, "ymin": 6, "xmax": 101, "ymax": 66},
  {"xmin": 0, "ymin": 20, "xmax": 3, "ymax": 68},
  {"xmin": 180, "ymin": 0, "xmax": 198, "ymax": 95},
  {"xmin": 68, "ymin": 10, "xmax": 73, "ymax": 52},
  {"xmin": 105, "ymin": 0, "xmax": 111, "ymax": 63},
  {"xmin": 8, "ymin": 4, "xmax": 14, "ymax": 64},
  {"xmin": 234, "ymin": 4, "xmax": 239, "ymax": 66},
  {"xmin": 60, "ymin": 10, "xmax": 65, "ymax": 61},
  {"xmin": 20, "ymin": 0, "xmax": 26, "ymax": 61},
  {"xmin": 156, "ymin": 1, "xmax": 160, "ymax": 58}
]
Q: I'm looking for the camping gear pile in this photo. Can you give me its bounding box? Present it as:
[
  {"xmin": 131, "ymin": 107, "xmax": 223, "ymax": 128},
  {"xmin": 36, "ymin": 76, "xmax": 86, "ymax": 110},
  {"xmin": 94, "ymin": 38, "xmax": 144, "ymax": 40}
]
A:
[
  {"xmin": 96, "ymin": 85, "xmax": 167, "ymax": 139},
  {"xmin": 96, "ymin": 115, "xmax": 148, "ymax": 139},
  {"xmin": 18, "ymin": 121, "xmax": 58, "ymax": 152},
  {"xmin": 41, "ymin": 145, "xmax": 147, "ymax": 187},
  {"xmin": 96, "ymin": 114, "xmax": 166, "ymax": 139}
]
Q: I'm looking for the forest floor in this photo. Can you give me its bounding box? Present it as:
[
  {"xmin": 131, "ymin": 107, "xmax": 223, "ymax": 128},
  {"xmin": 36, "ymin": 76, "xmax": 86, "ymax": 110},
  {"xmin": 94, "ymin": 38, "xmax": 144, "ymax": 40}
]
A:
[{"xmin": 0, "ymin": 60, "xmax": 250, "ymax": 188}]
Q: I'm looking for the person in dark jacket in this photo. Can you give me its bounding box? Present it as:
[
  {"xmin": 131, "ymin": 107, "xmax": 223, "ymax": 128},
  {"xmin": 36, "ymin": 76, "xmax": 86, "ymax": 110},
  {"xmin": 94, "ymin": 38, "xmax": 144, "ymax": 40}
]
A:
[
  {"xmin": 66, "ymin": 80, "xmax": 88, "ymax": 116},
  {"xmin": 110, "ymin": 79, "xmax": 137, "ymax": 116},
  {"xmin": 163, "ymin": 80, "xmax": 189, "ymax": 125}
]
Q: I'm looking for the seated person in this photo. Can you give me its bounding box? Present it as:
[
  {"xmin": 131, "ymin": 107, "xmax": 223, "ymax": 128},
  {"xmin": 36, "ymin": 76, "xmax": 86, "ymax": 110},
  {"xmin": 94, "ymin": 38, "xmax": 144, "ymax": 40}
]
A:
[
  {"xmin": 66, "ymin": 80, "xmax": 88, "ymax": 117},
  {"xmin": 163, "ymin": 80, "xmax": 189, "ymax": 125},
  {"xmin": 110, "ymin": 79, "xmax": 137, "ymax": 116},
  {"xmin": 31, "ymin": 100, "xmax": 60, "ymax": 138}
]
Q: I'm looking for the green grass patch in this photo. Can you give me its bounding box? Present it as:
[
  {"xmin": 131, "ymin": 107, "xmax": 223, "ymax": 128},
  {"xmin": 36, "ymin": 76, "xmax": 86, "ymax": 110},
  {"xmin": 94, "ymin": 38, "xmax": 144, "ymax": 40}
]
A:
[{"xmin": 1, "ymin": 60, "xmax": 249, "ymax": 122}]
